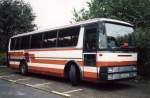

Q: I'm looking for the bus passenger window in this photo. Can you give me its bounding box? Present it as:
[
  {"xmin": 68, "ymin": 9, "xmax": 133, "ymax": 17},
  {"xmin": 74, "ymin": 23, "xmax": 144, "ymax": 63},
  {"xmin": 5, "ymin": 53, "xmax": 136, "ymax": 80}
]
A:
[
  {"xmin": 57, "ymin": 26, "xmax": 80, "ymax": 47},
  {"xmin": 15, "ymin": 37, "xmax": 21, "ymax": 50},
  {"xmin": 43, "ymin": 31, "xmax": 57, "ymax": 48},
  {"xmin": 20, "ymin": 36, "xmax": 30, "ymax": 49},
  {"xmin": 31, "ymin": 33, "xmax": 43, "ymax": 49},
  {"xmin": 10, "ymin": 38, "xmax": 15, "ymax": 50}
]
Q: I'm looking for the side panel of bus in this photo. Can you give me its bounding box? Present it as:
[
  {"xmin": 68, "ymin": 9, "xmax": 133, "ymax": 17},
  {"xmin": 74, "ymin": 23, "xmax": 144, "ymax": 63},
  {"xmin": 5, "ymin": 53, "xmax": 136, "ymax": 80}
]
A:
[
  {"xmin": 8, "ymin": 26, "xmax": 85, "ymax": 78},
  {"xmin": 27, "ymin": 48, "xmax": 83, "ymax": 77}
]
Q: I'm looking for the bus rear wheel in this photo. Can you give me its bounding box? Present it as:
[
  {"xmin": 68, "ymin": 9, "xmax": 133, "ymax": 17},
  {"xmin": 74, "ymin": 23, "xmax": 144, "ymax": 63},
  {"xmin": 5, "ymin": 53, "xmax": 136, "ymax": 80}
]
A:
[
  {"xmin": 69, "ymin": 64, "xmax": 80, "ymax": 86},
  {"xmin": 20, "ymin": 61, "xmax": 28, "ymax": 75}
]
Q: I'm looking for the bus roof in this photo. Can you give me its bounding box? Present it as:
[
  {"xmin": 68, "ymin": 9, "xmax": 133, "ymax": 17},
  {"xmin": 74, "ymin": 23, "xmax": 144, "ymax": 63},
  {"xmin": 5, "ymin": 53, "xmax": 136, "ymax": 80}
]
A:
[{"xmin": 11, "ymin": 18, "xmax": 133, "ymax": 38}]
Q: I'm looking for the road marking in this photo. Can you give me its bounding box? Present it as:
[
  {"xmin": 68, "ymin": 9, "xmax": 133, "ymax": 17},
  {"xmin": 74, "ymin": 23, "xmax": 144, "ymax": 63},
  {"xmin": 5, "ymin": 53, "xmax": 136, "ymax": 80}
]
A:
[
  {"xmin": 2, "ymin": 78, "xmax": 30, "ymax": 82},
  {"xmin": 15, "ymin": 78, "xmax": 30, "ymax": 82},
  {"xmin": 51, "ymin": 91, "xmax": 71, "ymax": 97},
  {"xmin": 25, "ymin": 84, "xmax": 34, "ymax": 87},
  {"xmin": 1, "ymin": 78, "xmax": 70, "ymax": 98},
  {"xmin": 62, "ymin": 89, "xmax": 83, "ymax": 94},
  {"xmin": 9, "ymin": 79, "xmax": 16, "ymax": 82},
  {"xmin": 1, "ymin": 78, "xmax": 16, "ymax": 83},
  {"xmin": 25, "ymin": 82, "xmax": 51, "ymax": 87},
  {"xmin": 0, "ymin": 74, "xmax": 14, "ymax": 78},
  {"xmin": 32, "ymin": 82, "xmax": 51, "ymax": 87},
  {"xmin": 51, "ymin": 89, "xmax": 83, "ymax": 97}
]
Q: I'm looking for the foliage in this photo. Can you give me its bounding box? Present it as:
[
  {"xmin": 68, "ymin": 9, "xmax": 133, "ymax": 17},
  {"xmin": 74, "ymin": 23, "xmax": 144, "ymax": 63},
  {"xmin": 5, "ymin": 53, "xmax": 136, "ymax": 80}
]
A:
[
  {"xmin": 0, "ymin": 51, "xmax": 6, "ymax": 65},
  {"xmin": 0, "ymin": 0, "xmax": 36, "ymax": 51},
  {"xmin": 134, "ymin": 28, "xmax": 150, "ymax": 76},
  {"xmin": 73, "ymin": 0, "xmax": 150, "ymax": 27}
]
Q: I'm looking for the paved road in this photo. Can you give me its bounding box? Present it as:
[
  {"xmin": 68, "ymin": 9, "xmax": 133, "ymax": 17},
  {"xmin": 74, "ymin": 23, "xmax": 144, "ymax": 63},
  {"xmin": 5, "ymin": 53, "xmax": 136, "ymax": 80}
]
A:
[
  {"xmin": 0, "ymin": 67, "xmax": 150, "ymax": 98},
  {"xmin": 0, "ymin": 79, "xmax": 62, "ymax": 98}
]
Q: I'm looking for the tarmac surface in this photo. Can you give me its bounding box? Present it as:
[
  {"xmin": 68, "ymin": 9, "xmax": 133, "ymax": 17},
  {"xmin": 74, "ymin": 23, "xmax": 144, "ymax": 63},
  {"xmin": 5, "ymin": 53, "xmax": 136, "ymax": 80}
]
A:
[
  {"xmin": 0, "ymin": 67, "xmax": 150, "ymax": 98},
  {"xmin": 0, "ymin": 79, "xmax": 62, "ymax": 98}
]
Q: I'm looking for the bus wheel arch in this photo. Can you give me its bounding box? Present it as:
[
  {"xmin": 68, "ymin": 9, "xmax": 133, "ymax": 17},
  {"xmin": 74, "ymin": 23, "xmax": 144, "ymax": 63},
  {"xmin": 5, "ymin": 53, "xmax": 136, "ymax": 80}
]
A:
[
  {"xmin": 64, "ymin": 61, "xmax": 82, "ymax": 85},
  {"xmin": 19, "ymin": 59, "xmax": 28, "ymax": 75}
]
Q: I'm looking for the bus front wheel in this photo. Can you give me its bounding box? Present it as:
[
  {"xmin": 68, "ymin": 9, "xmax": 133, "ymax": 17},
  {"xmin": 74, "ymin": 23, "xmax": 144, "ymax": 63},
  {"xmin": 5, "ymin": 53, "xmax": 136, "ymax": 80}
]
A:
[
  {"xmin": 20, "ymin": 61, "xmax": 28, "ymax": 75},
  {"xmin": 69, "ymin": 64, "xmax": 80, "ymax": 86}
]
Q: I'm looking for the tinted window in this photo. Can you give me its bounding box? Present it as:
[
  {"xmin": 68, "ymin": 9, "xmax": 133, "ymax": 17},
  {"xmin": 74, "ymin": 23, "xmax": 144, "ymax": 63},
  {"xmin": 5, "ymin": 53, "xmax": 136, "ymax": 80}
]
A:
[
  {"xmin": 10, "ymin": 38, "xmax": 15, "ymax": 50},
  {"xmin": 84, "ymin": 26, "xmax": 98, "ymax": 51},
  {"xmin": 84, "ymin": 24, "xmax": 98, "ymax": 51},
  {"xmin": 15, "ymin": 37, "xmax": 21, "ymax": 50},
  {"xmin": 20, "ymin": 36, "xmax": 30, "ymax": 49},
  {"xmin": 43, "ymin": 31, "xmax": 57, "ymax": 48},
  {"xmin": 57, "ymin": 26, "xmax": 80, "ymax": 47},
  {"xmin": 31, "ymin": 33, "xmax": 43, "ymax": 49}
]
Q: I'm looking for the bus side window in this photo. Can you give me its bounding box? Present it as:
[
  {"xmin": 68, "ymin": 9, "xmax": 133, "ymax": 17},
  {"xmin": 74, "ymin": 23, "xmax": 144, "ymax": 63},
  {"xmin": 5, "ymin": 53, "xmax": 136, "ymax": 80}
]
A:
[
  {"xmin": 15, "ymin": 37, "xmax": 21, "ymax": 50},
  {"xmin": 20, "ymin": 35, "xmax": 30, "ymax": 49},
  {"xmin": 43, "ymin": 31, "xmax": 57, "ymax": 48},
  {"xmin": 31, "ymin": 33, "xmax": 43, "ymax": 49},
  {"xmin": 10, "ymin": 38, "xmax": 15, "ymax": 50},
  {"xmin": 57, "ymin": 26, "xmax": 80, "ymax": 47}
]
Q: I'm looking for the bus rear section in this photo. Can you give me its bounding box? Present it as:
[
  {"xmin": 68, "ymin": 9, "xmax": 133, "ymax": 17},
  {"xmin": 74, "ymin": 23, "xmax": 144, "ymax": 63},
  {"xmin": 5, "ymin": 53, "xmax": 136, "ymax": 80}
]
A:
[{"xmin": 8, "ymin": 18, "xmax": 137, "ymax": 85}]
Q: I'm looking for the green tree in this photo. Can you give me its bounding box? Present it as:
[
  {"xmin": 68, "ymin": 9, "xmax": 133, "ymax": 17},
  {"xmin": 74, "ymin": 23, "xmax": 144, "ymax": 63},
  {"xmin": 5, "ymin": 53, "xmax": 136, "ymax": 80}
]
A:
[
  {"xmin": 0, "ymin": 0, "xmax": 36, "ymax": 51},
  {"xmin": 73, "ymin": 0, "xmax": 150, "ymax": 27}
]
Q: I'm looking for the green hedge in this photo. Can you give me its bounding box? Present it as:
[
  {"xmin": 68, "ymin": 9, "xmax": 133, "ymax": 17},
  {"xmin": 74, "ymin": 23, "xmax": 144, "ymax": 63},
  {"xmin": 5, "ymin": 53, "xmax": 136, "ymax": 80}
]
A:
[
  {"xmin": 0, "ymin": 52, "xmax": 7, "ymax": 65},
  {"xmin": 122, "ymin": 27, "xmax": 150, "ymax": 77}
]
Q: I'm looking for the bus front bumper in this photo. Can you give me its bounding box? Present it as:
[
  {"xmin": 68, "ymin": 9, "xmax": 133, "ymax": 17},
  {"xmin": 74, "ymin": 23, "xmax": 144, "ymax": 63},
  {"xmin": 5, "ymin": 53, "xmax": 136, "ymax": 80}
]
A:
[{"xmin": 100, "ymin": 66, "xmax": 137, "ymax": 80}]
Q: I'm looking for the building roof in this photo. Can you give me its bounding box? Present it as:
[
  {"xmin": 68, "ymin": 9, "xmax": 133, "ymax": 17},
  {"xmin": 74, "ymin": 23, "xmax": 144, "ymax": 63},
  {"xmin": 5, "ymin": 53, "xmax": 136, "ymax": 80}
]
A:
[{"xmin": 12, "ymin": 18, "xmax": 133, "ymax": 38}]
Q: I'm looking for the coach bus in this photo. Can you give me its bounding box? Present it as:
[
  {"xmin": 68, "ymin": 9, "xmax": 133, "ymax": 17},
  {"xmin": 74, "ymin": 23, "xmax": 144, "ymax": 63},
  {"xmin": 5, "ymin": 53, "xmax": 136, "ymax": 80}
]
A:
[{"xmin": 8, "ymin": 18, "xmax": 137, "ymax": 85}]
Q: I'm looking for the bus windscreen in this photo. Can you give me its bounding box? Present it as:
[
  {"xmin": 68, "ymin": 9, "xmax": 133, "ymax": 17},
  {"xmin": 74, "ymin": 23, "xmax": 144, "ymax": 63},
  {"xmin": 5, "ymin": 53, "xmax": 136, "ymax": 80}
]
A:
[{"xmin": 99, "ymin": 23, "xmax": 134, "ymax": 49}]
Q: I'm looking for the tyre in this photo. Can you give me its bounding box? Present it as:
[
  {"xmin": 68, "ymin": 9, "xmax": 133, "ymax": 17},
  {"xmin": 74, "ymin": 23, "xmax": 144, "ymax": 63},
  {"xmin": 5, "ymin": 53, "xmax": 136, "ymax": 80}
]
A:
[
  {"xmin": 69, "ymin": 64, "xmax": 80, "ymax": 86},
  {"xmin": 20, "ymin": 61, "xmax": 28, "ymax": 75}
]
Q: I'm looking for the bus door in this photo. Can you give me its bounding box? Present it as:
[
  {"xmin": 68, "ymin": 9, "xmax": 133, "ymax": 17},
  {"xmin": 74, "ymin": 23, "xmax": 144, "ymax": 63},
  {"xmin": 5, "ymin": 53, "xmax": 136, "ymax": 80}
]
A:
[{"xmin": 83, "ymin": 23, "xmax": 99, "ymax": 80}]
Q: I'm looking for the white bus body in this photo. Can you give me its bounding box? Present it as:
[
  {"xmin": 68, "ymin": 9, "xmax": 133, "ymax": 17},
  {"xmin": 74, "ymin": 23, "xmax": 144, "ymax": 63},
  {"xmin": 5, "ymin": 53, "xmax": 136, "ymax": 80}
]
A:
[{"xmin": 8, "ymin": 18, "xmax": 137, "ymax": 85}]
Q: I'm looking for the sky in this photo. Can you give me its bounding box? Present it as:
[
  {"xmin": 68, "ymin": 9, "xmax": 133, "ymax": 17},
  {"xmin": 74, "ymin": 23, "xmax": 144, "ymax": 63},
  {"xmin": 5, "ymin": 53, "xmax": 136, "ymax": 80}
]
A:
[{"xmin": 24, "ymin": 0, "xmax": 88, "ymax": 30}]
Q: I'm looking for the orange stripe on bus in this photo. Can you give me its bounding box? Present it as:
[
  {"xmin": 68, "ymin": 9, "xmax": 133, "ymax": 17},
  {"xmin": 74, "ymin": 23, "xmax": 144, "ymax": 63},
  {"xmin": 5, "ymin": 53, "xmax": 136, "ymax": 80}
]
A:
[
  {"xmin": 83, "ymin": 71, "xmax": 98, "ymax": 82},
  {"xmin": 97, "ymin": 61, "xmax": 137, "ymax": 66},
  {"xmin": 9, "ymin": 64, "xmax": 19, "ymax": 69},
  {"xmin": 28, "ymin": 66, "xmax": 64, "ymax": 77},
  {"xmin": 29, "ymin": 69, "xmax": 63, "ymax": 77},
  {"xmin": 31, "ymin": 59, "xmax": 67, "ymax": 65},
  {"xmin": 83, "ymin": 72, "xmax": 97, "ymax": 79},
  {"xmin": 8, "ymin": 52, "xmax": 24, "ymax": 56},
  {"xmin": 8, "ymin": 52, "xmax": 34, "ymax": 57},
  {"xmin": 31, "ymin": 59, "xmax": 84, "ymax": 66}
]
